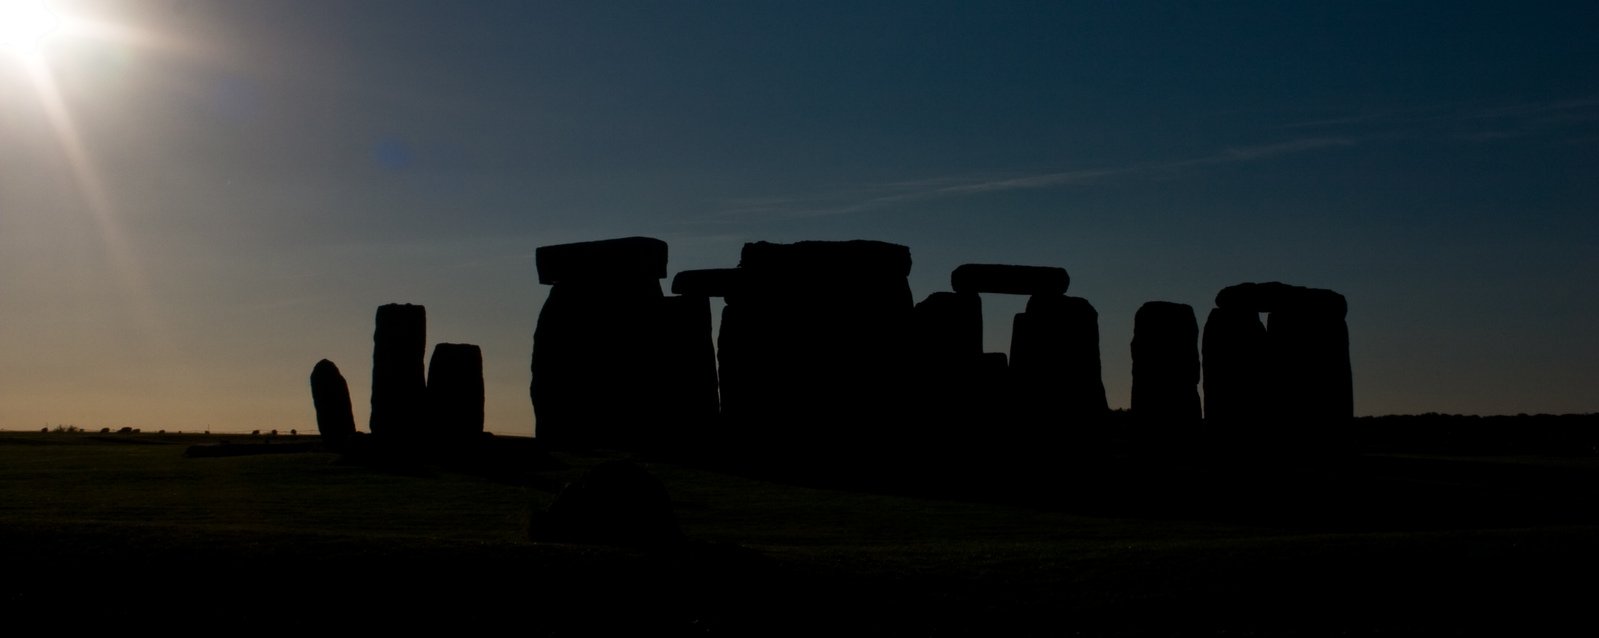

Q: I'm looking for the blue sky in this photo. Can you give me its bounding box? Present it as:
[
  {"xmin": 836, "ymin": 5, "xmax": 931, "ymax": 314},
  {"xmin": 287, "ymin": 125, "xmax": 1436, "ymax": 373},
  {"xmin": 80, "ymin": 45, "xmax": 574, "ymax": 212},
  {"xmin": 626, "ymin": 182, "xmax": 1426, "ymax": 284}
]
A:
[{"xmin": 2, "ymin": 1, "xmax": 1596, "ymax": 433}]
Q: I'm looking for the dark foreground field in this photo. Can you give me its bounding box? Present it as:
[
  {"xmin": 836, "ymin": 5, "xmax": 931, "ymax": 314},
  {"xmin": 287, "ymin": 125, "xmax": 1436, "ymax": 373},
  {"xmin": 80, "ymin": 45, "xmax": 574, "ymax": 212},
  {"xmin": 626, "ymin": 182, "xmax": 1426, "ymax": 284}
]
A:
[{"xmin": 4, "ymin": 429, "xmax": 1599, "ymax": 636}]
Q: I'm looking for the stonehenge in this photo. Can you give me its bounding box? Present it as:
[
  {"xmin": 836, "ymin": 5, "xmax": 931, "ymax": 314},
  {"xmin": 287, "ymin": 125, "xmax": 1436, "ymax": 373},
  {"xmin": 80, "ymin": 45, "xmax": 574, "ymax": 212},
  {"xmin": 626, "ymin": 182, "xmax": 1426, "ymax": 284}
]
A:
[
  {"xmin": 525, "ymin": 240, "xmax": 1352, "ymax": 461},
  {"xmin": 308, "ymin": 235, "xmax": 1355, "ymax": 466}
]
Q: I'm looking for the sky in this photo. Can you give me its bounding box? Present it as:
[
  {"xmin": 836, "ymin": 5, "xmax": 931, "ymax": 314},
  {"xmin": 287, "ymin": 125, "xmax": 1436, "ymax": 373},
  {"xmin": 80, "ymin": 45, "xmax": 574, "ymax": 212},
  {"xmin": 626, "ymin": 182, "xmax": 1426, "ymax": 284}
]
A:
[{"xmin": 2, "ymin": 0, "xmax": 1596, "ymax": 435}]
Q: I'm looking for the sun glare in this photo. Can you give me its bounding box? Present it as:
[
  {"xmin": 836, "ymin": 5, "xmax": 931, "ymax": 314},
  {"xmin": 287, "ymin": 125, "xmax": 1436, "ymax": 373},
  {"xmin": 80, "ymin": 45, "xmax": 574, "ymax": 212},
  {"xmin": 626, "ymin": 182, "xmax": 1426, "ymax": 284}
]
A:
[{"xmin": 0, "ymin": 0, "xmax": 61, "ymax": 52}]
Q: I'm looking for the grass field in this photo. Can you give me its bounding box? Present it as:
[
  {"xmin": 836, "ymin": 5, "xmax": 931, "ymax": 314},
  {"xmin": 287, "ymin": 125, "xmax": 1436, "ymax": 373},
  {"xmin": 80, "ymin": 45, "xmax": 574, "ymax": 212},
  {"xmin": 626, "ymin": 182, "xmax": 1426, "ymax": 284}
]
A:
[{"xmin": 4, "ymin": 430, "xmax": 1599, "ymax": 635}]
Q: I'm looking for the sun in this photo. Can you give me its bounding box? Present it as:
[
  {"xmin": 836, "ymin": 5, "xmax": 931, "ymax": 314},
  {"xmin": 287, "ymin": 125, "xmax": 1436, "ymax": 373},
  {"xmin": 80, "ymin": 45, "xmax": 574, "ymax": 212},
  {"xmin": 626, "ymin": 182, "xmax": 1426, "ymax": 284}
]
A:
[{"xmin": 0, "ymin": 0, "xmax": 62, "ymax": 53}]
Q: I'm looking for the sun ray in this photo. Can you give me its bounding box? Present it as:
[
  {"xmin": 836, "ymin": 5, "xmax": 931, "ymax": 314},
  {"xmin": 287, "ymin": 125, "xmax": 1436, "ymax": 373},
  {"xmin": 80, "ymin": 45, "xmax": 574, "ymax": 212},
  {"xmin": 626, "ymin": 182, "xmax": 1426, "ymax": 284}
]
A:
[{"xmin": 9, "ymin": 1, "xmax": 176, "ymax": 377}]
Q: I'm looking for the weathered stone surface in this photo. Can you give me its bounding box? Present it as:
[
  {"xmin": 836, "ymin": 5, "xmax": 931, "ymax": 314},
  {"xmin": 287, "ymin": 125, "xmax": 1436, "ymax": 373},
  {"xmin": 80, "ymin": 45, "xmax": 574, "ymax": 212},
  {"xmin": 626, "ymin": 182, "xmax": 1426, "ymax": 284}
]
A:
[
  {"xmin": 951, "ymin": 264, "xmax": 1069, "ymax": 296},
  {"xmin": 535, "ymin": 236, "xmax": 668, "ymax": 286},
  {"xmin": 1010, "ymin": 294, "xmax": 1109, "ymax": 435},
  {"xmin": 427, "ymin": 343, "xmax": 485, "ymax": 442},
  {"xmin": 531, "ymin": 278, "xmax": 664, "ymax": 448},
  {"xmin": 371, "ymin": 303, "xmax": 427, "ymax": 440},
  {"xmin": 1130, "ymin": 302, "xmax": 1201, "ymax": 426},
  {"xmin": 533, "ymin": 461, "xmax": 682, "ymax": 547},
  {"xmin": 309, "ymin": 359, "xmax": 355, "ymax": 449},
  {"xmin": 670, "ymin": 268, "xmax": 742, "ymax": 297}
]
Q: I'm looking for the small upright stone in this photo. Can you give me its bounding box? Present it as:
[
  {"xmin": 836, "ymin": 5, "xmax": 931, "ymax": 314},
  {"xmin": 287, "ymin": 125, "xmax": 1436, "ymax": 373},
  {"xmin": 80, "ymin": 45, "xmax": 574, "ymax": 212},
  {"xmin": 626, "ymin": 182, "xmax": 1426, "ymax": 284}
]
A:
[
  {"xmin": 427, "ymin": 343, "xmax": 485, "ymax": 444},
  {"xmin": 309, "ymin": 359, "xmax": 356, "ymax": 450}
]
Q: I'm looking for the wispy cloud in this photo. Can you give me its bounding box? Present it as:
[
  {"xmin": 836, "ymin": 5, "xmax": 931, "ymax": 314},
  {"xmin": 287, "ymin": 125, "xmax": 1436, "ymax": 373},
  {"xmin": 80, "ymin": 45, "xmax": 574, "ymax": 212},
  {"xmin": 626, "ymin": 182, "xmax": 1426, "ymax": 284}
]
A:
[
  {"xmin": 1280, "ymin": 96, "xmax": 1599, "ymax": 143},
  {"xmin": 702, "ymin": 137, "xmax": 1355, "ymax": 222}
]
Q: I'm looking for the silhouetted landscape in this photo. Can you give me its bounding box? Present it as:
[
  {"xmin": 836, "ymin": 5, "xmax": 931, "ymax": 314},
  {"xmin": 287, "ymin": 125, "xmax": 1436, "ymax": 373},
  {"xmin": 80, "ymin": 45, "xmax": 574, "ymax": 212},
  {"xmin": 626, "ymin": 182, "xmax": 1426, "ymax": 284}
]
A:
[
  {"xmin": 5, "ymin": 3, "xmax": 1597, "ymax": 635},
  {"xmin": 6, "ymin": 419, "xmax": 1599, "ymax": 635},
  {"xmin": 7, "ymin": 236, "xmax": 1599, "ymax": 635}
]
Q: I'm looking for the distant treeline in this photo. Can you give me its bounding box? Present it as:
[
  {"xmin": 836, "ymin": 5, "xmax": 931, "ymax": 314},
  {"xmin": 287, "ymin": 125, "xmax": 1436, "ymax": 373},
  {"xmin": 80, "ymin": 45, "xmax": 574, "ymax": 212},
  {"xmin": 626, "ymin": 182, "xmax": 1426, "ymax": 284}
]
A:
[{"xmin": 1356, "ymin": 413, "xmax": 1599, "ymax": 456}]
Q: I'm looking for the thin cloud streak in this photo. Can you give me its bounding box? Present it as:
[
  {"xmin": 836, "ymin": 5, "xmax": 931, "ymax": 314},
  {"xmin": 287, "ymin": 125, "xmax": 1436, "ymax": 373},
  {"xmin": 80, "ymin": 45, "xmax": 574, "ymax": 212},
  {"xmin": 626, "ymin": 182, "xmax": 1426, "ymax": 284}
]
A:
[
  {"xmin": 1280, "ymin": 97, "xmax": 1599, "ymax": 143},
  {"xmin": 704, "ymin": 137, "xmax": 1355, "ymax": 222}
]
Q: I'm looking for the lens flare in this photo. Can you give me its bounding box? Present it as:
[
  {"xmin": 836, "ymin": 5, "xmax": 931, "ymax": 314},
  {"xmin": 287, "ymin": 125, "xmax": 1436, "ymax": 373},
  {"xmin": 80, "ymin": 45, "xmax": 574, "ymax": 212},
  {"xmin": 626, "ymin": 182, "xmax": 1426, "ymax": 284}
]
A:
[{"xmin": 1, "ymin": 0, "xmax": 61, "ymax": 51}]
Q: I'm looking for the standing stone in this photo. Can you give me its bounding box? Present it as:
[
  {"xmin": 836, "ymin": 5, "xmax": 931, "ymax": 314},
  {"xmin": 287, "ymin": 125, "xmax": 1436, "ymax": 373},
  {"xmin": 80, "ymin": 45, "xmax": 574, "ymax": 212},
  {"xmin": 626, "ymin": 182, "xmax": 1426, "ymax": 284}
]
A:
[
  {"xmin": 1201, "ymin": 306, "xmax": 1269, "ymax": 430},
  {"xmin": 717, "ymin": 240, "xmax": 914, "ymax": 459},
  {"xmin": 309, "ymin": 359, "xmax": 356, "ymax": 450},
  {"xmin": 531, "ymin": 237, "xmax": 669, "ymax": 449},
  {"xmin": 912, "ymin": 292, "xmax": 983, "ymax": 365},
  {"xmin": 909, "ymin": 292, "xmax": 984, "ymax": 453},
  {"xmin": 427, "ymin": 343, "xmax": 485, "ymax": 444},
  {"xmin": 371, "ymin": 303, "xmax": 427, "ymax": 441},
  {"xmin": 1010, "ymin": 294, "xmax": 1109, "ymax": 447},
  {"xmin": 1264, "ymin": 288, "xmax": 1352, "ymax": 425},
  {"xmin": 1209, "ymin": 282, "xmax": 1352, "ymax": 454},
  {"xmin": 1131, "ymin": 301, "xmax": 1202, "ymax": 430},
  {"xmin": 655, "ymin": 294, "xmax": 720, "ymax": 448}
]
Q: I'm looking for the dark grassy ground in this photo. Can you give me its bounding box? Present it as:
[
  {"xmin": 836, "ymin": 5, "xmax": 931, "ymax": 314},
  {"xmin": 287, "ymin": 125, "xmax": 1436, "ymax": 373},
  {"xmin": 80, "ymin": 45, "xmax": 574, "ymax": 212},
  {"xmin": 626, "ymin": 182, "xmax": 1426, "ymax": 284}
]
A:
[{"xmin": 3, "ymin": 430, "xmax": 1598, "ymax": 635}]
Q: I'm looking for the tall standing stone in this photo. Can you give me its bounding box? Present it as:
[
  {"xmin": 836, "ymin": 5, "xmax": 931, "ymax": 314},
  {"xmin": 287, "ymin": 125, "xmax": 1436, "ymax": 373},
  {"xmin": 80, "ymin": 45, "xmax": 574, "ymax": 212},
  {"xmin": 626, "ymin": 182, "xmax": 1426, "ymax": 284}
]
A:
[
  {"xmin": 1131, "ymin": 301, "xmax": 1201, "ymax": 429},
  {"xmin": 1201, "ymin": 306, "xmax": 1268, "ymax": 429},
  {"xmin": 427, "ymin": 343, "xmax": 485, "ymax": 444},
  {"xmin": 1208, "ymin": 282, "xmax": 1352, "ymax": 454},
  {"xmin": 909, "ymin": 291, "xmax": 984, "ymax": 452},
  {"xmin": 655, "ymin": 294, "xmax": 720, "ymax": 448},
  {"xmin": 1010, "ymin": 294, "xmax": 1108, "ymax": 447},
  {"xmin": 309, "ymin": 359, "xmax": 356, "ymax": 450},
  {"xmin": 531, "ymin": 237, "xmax": 669, "ymax": 449},
  {"xmin": 371, "ymin": 303, "xmax": 427, "ymax": 441},
  {"xmin": 717, "ymin": 240, "xmax": 914, "ymax": 458},
  {"xmin": 1264, "ymin": 288, "xmax": 1352, "ymax": 425}
]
